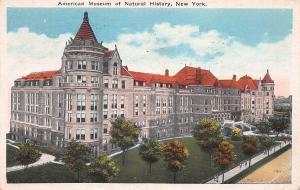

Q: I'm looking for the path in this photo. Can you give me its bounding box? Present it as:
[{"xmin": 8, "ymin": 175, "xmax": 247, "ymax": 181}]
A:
[
  {"xmin": 6, "ymin": 143, "xmax": 56, "ymax": 173},
  {"xmin": 238, "ymin": 149, "xmax": 291, "ymax": 183},
  {"xmin": 206, "ymin": 140, "xmax": 291, "ymax": 184}
]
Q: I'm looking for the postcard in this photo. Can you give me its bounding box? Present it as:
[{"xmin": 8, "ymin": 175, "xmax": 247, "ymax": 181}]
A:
[{"xmin": 0, "ymin": 0, "xmax": 299, "ymax": 190}]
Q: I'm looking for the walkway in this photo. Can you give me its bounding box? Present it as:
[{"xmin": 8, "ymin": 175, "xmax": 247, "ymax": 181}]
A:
[
  {"xmin": 206, "ymin": 140, "xmax": 291, "ymax": 184},
  {"xmin": 6, "ymin": 143, "xmax": 56, "ymax": 173}
]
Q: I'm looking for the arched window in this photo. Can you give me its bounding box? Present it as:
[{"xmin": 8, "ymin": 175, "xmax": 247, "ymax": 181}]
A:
[{"xmin": 113, "ymin": 62, "xmax": 118, "ymax": 75}]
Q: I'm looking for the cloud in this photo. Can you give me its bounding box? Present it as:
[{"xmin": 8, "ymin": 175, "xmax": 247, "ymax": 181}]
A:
[
  {"xmin": 103, "ymin": 23, "xmax": 291, "ymax": 96},
  {"xmin": 6, "ymin": 27, "xmax": 73, "ymax": 87},
  {"xmin": 6, "ymin": 24, "xmax": 291, "ymax": 97}
]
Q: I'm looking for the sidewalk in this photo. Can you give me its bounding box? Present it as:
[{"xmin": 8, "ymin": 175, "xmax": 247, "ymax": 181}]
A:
[
  {"xmin": 6, "ymin": 143, "xmax": 56, "ymax": 173},
  {"xmin": 206, "ymin": 141, "xmax": 290, "ymax": 184}
]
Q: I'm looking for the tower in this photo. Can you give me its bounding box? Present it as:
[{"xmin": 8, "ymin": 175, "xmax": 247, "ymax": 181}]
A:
[
  {"xmin": 261, "ymin": 69, "xmax": 275, "ymax": 118},
  {"xmin": 61, "ymin": 12, "xmax": 107, "ymax": 157}
]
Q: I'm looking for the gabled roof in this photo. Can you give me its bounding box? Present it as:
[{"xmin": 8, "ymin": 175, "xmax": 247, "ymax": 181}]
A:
[
  {"xmin": 120, "ymin": 66, "xmax": 132, "ymax": 77},
  {"xmin": 262, "ymin": 69, "xmax": 273, "ymax": 83},
  {"xmin": 22, "ymin": 70, "xmax": 61, "ymax": 81},
  {"xmin": 104, "ymin": 50, "xmax": 114, "ymax": 58},
  {"xmin": 128, "ymin": 70, "xmax": 177, "ymax": 86},
  {"xmin": 237, "ymin": 75, "xmax": 258, "ymax": 91},
  {"xmin": 74, "ymin": 12, "xmax": 98, "ymax": 42}
]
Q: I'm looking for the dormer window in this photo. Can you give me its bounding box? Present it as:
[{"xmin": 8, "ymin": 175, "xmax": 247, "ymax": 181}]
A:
[{"xmin": 113, "ymin": 62, "xmax": 118, "ymax": 75}]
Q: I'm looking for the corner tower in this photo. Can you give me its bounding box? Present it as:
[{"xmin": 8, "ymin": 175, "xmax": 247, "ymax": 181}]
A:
[
  {"xmin": 61, "ymin": 12, "xmax": 106, "ymax": 157},
  {"xmin": 261, "ymin": 69, "xmax": 275, "ymax": 118}
]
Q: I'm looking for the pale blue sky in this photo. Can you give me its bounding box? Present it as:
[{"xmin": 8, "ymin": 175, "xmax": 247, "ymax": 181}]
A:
[{"xmin": 7, "ymin": 8, "xmax": 292, "ymax": 45}]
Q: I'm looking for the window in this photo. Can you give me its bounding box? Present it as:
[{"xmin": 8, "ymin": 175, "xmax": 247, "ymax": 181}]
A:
[
  {"xmin": 103, "ymin": 95, "xmax": 108, "ymax": 109},
  {"xmin": 77, "ymin": 60, "xmax": 87, "ymax": 69},
  {"xmin": 111, "ymin": 95, "xmax": 117, "ymax": 109},
  {"xmin": 143, "ymin": 95, "xmax": 146, "ymax": 107},
  {"xmin": 156, "ymin": 107, "xmax": 160, "ymax": 115},
  {"xmin": 135, "ymin": 95, "xmax": 139, "ymax": 107},
  {"xmin": 66, "ymin": 60, "xmax": 73, "ymax": 69},
  {"xmin": 66, "ymin": 127, "xmax": 71, "ymax": 140},
  {"xmin": 91, "ymin": 76, "xmax": 99, "ymax": 83},
  {"xmin": 67, "ymin": 113, "xmax": 72, "ymax": 122},
  {"xmin": 122, "ymin": 80, "xmax": 126, "ymax": 89},
  {"xmin": 91, "ymin": 61, "xmax": 99, "ymax": 70},
  {"xmin": 90, "ymin": 94, "xmax": 98, "ymax": 111},
  {"xmin": 113, "ymin": 62, "xmax": 118, "ymax": 75},
  {"xmin": 103, "ymin": 124, "xmax": 108, "ymax": 134},
  {"xmin": 143, "ymin": 107, "xmax": 146, "ymax": 115},
  {"xmin": 103, "ymin": 111, "xmax": 108, "ymax": 119},
  {"xmin": 90, "ymin": 128, "xmax": 98, "ymax": 140},
  {"xmin": 66, "ymin": 93, "xmax": 72, "ymax": 111},
  {"xmin": 120, "ymin": 110, "xmax": 125, "ymax": 118},
  {"xmin": 111, "ymin": 110, "xmax": 117, "ymax": 118},
  {"xmin": 76, "ymin": 129, "xmax": 85, "ymax": 140},
  {"xmin": 104, "ymin": 79, "xmax": 109, "ymax": 88},
  {"xmin": 76, "ymin": 112, "xmax": 86, "ymax": 123},
  {"xmin": 77, "ymin": 75, "xmax": 87, "ymax": 83},
  {"xmin": 120, "ymin": 95, "xmax": 125, "ymax": 109},
  {"xmin": 112, "ymin": 79, "xmax": 118, "ymax": 88},
  {"xmin": 168, "ymin": 96, "xmax": 173, "ymax": 107},
  {"xmin": 90, "ymin": 113, "xmax": 97, "ymax": 122},
  {"xmin": 134, "ymin": 108, "xmax": 139, "ymax": 116},
  {"xmin": 45, "ymin": 93, "xmax": 51, "ymax": 114},
  {"xmin": 156, "ymin": 96, "xmax": 160, "ymax": 107}
]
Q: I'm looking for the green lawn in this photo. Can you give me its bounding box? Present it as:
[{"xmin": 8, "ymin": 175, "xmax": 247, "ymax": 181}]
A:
[
  {"xmin": 6, "ymin": 137, "xmax": 252, "ymax": 183},
  {"xmin": 7, "ymin": 163, "xmax": 78, "ymax": 183},
  {"xmin": 111, "ymin": 137, "xmax": 249, "ymax": 183},
  {"xmin": 6, "ymin": 145, "xmax": 20, "ymax": 167}
]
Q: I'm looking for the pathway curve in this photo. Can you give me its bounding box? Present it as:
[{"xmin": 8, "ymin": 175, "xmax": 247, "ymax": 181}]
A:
[
  {"xmin": 206, "ymin": 140, "xmax": 291, "ymax": 184},
  {"xmin": 6, "ymin": 143, "xmax": 56, "ymax": 173}
]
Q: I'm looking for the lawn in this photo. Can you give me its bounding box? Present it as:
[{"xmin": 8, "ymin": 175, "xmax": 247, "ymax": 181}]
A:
[
  {"xmin": 6, "ymin": 145, "xmax": 20, "ymax": 167},
  {"xmin": 111, "ymin": 137, "xmax": 249, "ymax": 183},
  {"xmin": 6, "ymin": 137, "xmax": 252, "ymax": 183},
  {"xmin": 7, "ymin": 163, "xmax": 78, "ymax": 183}
]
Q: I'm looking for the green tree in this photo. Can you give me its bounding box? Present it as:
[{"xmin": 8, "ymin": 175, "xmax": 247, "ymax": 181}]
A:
[
  {"xmin": 231, "ymin": 127, "xmax": 242, "ymax": 141},
  {"xmin": 213, "ymin": 141, "xmax": 236, "ymax": 183},
  {"xmin": 139, "ymin": 139, "xmax": 162, "ymax": 174},
  {"xmin": 193, "ymin": 118, "xmax": 223, "ymax": 166},
  {"xmin": 88, "ymin": 156, "xmax": 119, "ymax": 182},
  {"xmin": 242, "ymin": 136, "xmax": 259, "ymax": 167},
  {"xmin": 110, "ymin": 118, "xmax": 141, "ymax": 165},
  {"xmin": 162, "ymin": 140, "xmax": 189, "ymax": 183},
  {"xmin": 257, "ymin": 121, "xmax": 272, "ymax": 136},
  {"xmin": 16, "ymin": 141, "xmax": 42, "ymax": 170},
  {"xmin": 259, "ymin": 136, "xmax": 273, "ymax": 156},
  {"xmin": 269, "ymin": 117, "xmax": 289, "ymax": 138},
  {"xmin": 63, "ymin": 140, "xmax": 91, "ymax": 182}
]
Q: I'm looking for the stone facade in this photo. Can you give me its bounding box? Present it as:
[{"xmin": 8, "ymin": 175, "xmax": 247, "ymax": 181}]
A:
[{"xmin": 9, "ymin": 12, "xmax": 275, "ymax": 156}]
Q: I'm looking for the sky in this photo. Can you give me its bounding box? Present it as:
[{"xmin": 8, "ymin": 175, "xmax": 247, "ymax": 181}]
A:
[{"xmin": 7, "ymin": 8, "xmax": 292, "ymax": 96}]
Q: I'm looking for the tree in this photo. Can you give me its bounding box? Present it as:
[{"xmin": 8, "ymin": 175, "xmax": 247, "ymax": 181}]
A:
[
  {"xmin": 193, "ymin": 118, "xmax": 223, "ymax": 167},
  {"xmin": 213, "ymin": 141, "xmax": 236, "ymax": 183},
  {"xmin": 139, "ymin": 139, "xmax": 162, "ymax": 174},
  {"xmin": 63, "ymin": 140, "xmax": 91, "ymax": 182},
  {"xmin": 269, "ymin": 117, "xmax": 289, "ymax": 138},
  {"xmin": 259, "ymin": 136, "xmax": 273, "ymax": 156},
  {"xmin": 256, "ymin": 121, "xmax": 272, "ymax": 136},
  {"xmin": 162, "ymin": 140, "xmax": 189, "ymax": 183},
  {"xmin": 88, "ymin": 156, "xmax": 119, "ymax": 182},
  {"xmin": 231, "ymin": 127, "xmax": 242, "ymax": 141},
  {"xmin": 242, "ymin": 136, "xmax": 259, "ymax": 167},
  {"xmin": 16, "ymin": 141, "xmax": 42, "ymax": 170},
  {"xmin": 110, "ymin": 118, "xmax": 141, "ymax": 165}
]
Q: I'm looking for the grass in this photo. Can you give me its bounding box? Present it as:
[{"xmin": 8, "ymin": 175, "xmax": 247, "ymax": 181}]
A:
[
  {"xmin": 111, "ymin": 137, "xmax": 249, "ymax": 183},
  {"xmin": 6, "ymin": 145, "xmax": 20, "ymax": 167},
  {"xmin": 7, "ymin": 163, "xmax": 78, "ymax": 183},
  {"xmin": 6, "ymin": 137, "xmax": 266, "ymax": 183}
]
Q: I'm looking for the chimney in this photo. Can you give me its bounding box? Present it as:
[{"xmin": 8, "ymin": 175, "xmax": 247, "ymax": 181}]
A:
[
  {"xmin": 196, "ymin": 67, "xmax": 201, "ymax": 83},
  {"xmin": 233, "ymin": 75, "xmax": 236, "ymax": 81},
  {"xmin": 165, "ymin": 69, "xmax": 169, "ymax": 76}
]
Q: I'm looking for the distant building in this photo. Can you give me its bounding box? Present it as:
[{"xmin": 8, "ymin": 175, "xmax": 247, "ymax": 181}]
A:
[{"xmin": 9, "ymin": 12, "xmax": 275, "ymax": 156}]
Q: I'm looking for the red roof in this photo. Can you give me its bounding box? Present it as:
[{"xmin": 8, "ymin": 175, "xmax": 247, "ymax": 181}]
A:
[
  {"xmin": 174, "ymin": 66, "xmax": 218, "ymax": 86},
  {"xmin": 22, "ymin": 70, "xmax": 61, "ymax": 80},
  {"xmin": 121, "ymin": 66, "xmax": 132, "ymax": 77},
  {"xmin": 262, "ymin": 70, "xmax": 273, "ymax": 83},
  {"xmin": 104, "ymin": 50, "xmax": 114, "ymax": 57},
  {"xmin": 128, "ymin": 70, "xmax": 177, "ymax": 86},
  {"xmin": 74, "ymin": 12, "xmax": 98, "ymax": 42},
  {"xmin": 237, "ymin": 75, "xmax": 258, "ymax": 91},
  {"xmin": 219, "ymin": 80, "xmax": 240, "ymax": 89}
]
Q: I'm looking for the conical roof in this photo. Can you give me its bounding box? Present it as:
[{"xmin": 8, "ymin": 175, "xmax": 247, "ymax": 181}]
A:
[
  {"xmin": 262, "ymin": 69, "xmax": 274, "ymax": 83},
  {"xmin": 74, "ymin": 12, "xmax": 98, "ymax": 42}
]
